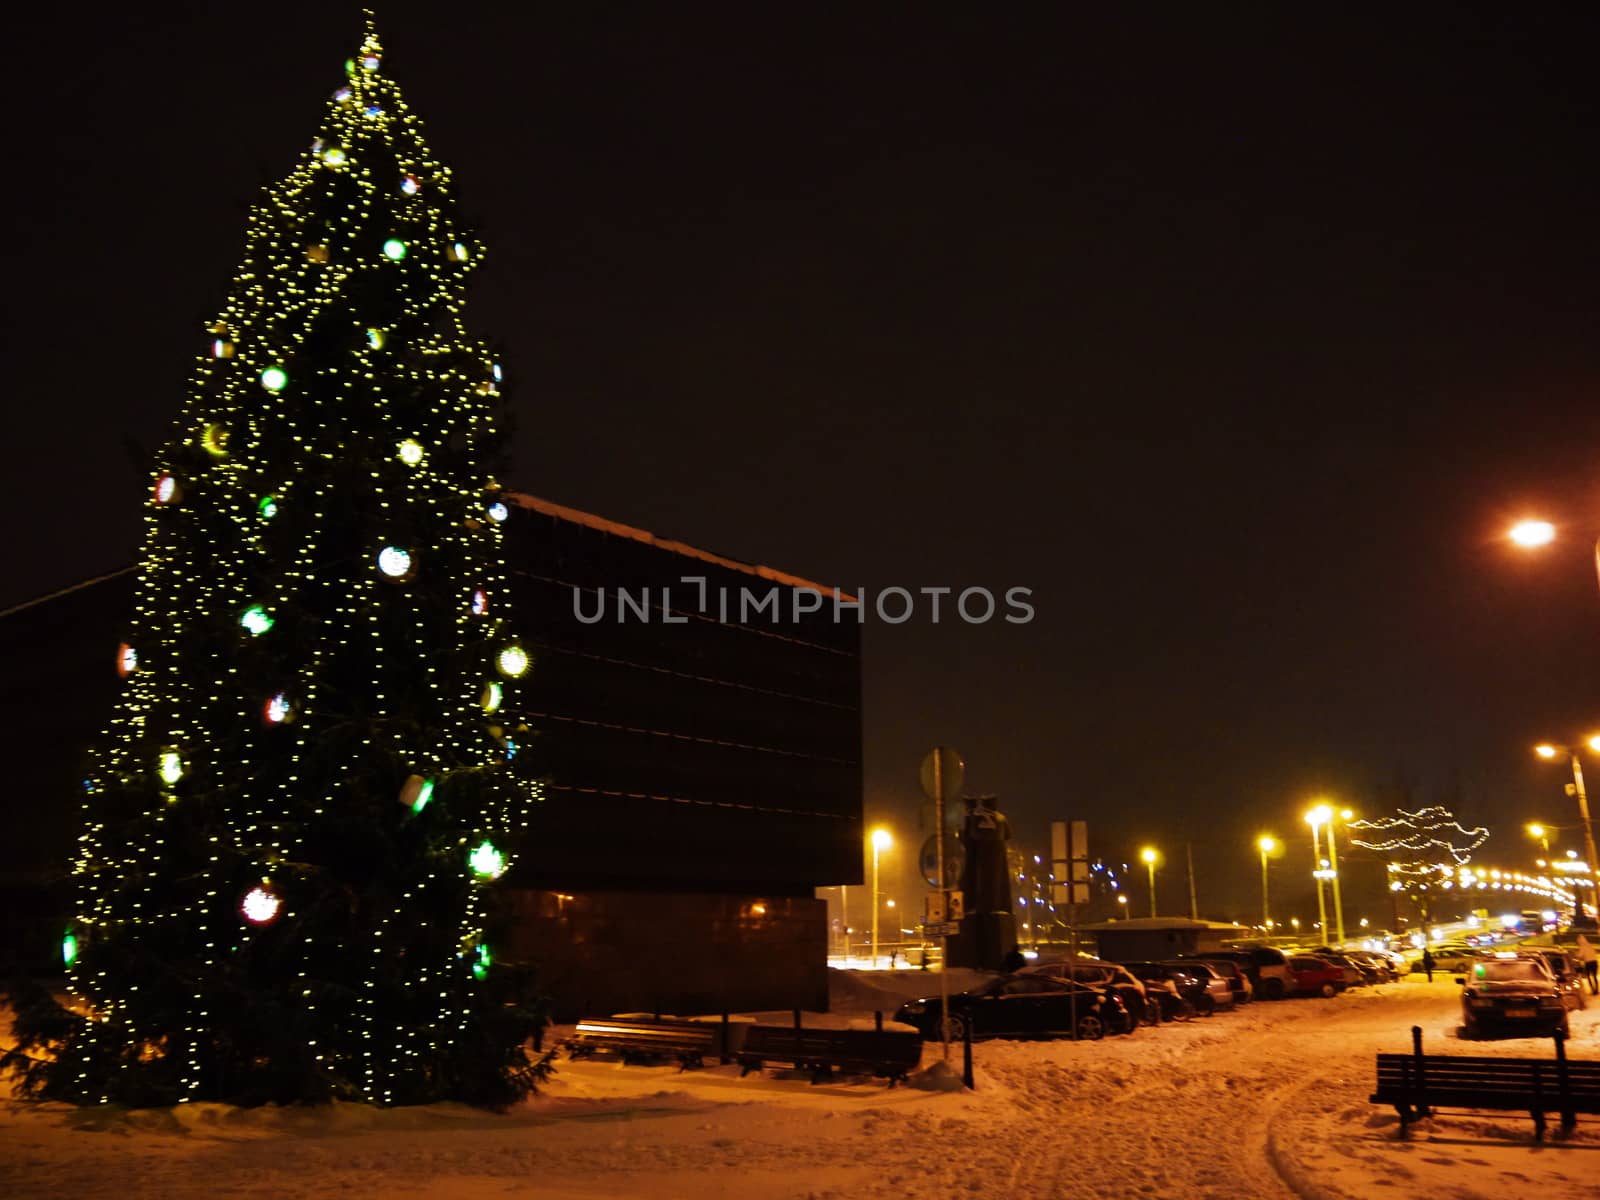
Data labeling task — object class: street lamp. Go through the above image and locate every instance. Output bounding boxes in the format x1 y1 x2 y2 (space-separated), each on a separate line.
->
1257 835 1277 930
1305 803 1349 946
1532 742 1600 919
1141 847 1159 918
1527 823 1551 856
870 828 892 967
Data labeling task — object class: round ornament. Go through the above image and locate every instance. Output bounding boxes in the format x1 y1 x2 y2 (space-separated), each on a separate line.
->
212 339 235 358
364 105 383 119
201 423 231 457
397 438 425 466
399 774 435 813
448 242 470 263
240 606 274 636
382 238 408 261
260 365 288 392
487 501 509 523
377 546 414 580
469 841 506 879
366 328 386 349
258 495 279 520
263 692 294 724
491 362 503 383
400 174 421 196
241 883 281 925
333 86 353 103
470 588 489 616
116 642 138 677
362 54 381 71
496 645 529 678
152 473 180 505
322 145 348 167
481 681 503 713
157 748 186 786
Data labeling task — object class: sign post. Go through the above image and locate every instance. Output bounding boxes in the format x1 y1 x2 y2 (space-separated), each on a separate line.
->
1050 820 1090 1039
919 746 964 1062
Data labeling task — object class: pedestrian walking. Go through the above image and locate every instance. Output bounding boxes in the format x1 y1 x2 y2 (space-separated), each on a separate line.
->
1577 934 1599 995
1421 945 1434 982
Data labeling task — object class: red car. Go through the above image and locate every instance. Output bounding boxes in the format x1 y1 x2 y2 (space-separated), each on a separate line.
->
1288 956 1345 998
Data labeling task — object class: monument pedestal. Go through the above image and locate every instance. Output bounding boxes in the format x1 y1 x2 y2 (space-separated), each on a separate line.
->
945 911 1018 971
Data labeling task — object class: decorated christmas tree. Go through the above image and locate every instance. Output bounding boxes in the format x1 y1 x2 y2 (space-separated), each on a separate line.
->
10 17 547 1108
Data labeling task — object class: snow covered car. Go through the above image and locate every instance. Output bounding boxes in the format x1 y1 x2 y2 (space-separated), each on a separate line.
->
894 974 1129 1041
1515 949 1587 1012
1020 959 1152 1024
1429 943 1485 973
1459 957 1569 1039
1180 956 1253 1004
1160 960 1235 1010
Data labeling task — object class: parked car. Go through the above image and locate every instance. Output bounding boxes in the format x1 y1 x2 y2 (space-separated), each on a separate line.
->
1312 950 1376 987
1227 945 1297 999
1343 950 1397 982
1021 959 1151 1027
1516 949 1588 1012
1181 956 1254 1004
1287 955 1345 998
1161 960 1235 1011
1118 962 1211 1018
894 974 1128 1042
1429 943 1485 973
1459 957 1570 1039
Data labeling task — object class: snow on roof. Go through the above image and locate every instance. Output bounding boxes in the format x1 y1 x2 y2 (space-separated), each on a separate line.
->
507 492 854 602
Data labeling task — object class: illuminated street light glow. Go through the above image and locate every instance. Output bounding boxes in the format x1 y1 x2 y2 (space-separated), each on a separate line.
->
1509 519 1555 547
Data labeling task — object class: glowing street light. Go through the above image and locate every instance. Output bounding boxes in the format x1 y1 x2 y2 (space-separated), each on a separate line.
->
1527 823 1550 855
1257 835 1277 929
1509 519 1556 548
1532 742 1600 918
1141 847 1159 918
870 828 893 968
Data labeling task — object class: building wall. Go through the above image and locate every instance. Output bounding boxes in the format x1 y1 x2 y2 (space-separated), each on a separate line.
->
502 890 827 1019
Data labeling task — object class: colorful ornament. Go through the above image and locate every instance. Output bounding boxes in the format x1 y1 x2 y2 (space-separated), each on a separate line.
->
240 606 274 636
260 365 289 392
487 501 509 523
481 681 503 713
157 748 186 786
258 495 279 520
470 588 488 616
448 242 470 263
366 327 386 349
471 942 491 980
364 105 383 119
322 145 348 167
469 841 505 879
400 174 421 196
212 339 235 359
362 54 381 71
116 642 138 677
496 645 529 678
241 884 281 925
382 239 408 261
378 546 414 579
305 243 330 263
152 473 180 505
491 363 503 383
61 930 78 967
333 86 353 103
264 693 294 724
399 774 436 813
397 438 425 466
201 423 231 457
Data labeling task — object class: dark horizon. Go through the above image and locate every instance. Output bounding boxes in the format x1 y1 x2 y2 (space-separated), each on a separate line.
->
8 3 1600 923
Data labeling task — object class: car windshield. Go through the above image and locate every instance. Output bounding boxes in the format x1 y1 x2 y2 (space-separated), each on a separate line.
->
1474 961 1546 983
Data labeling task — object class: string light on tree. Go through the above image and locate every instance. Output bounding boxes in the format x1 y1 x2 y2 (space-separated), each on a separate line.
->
14 13 549 1111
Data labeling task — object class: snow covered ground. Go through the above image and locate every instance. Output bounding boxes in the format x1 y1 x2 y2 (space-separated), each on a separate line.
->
4 971 1599 1199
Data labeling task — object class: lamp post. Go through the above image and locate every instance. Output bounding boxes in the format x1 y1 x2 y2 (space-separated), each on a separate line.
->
1534 742 1600 918
1257 835 1277 930
1306 808 1329 943
1141 847 1159 918
870 828 892 967
1305 803 1349 945
1527 823 1550 857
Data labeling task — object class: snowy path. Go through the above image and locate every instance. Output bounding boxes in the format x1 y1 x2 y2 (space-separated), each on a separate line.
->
4 975 1600 1199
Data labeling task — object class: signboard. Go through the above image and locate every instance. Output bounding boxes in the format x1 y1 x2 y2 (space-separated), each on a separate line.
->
1050 819 1091 906
919 747 965 802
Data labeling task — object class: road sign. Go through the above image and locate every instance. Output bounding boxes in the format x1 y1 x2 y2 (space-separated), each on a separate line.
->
1051 820 1091 906
922 922 960 937
919 747 964 802
920 835 964 889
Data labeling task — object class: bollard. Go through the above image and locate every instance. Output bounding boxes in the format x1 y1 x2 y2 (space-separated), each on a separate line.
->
875 1010 883 1032
961 1015 975 1090
1555 1026 1575 1133
793 1007 802 1032
720 1010 731 1064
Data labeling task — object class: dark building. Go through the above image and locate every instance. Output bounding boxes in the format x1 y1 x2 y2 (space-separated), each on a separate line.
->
0 495 863 1015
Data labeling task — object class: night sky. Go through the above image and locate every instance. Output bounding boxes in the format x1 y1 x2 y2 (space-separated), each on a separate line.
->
9 3 1600 923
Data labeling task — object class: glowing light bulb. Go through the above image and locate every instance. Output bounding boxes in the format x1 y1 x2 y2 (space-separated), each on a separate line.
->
397 438 425 466
471 589 488 616
482 681 503 713
487 501 509 523
258 495 278 520
153 473 179 505
157 749 185 786
240 606 274 636
264 693 293 724
117 643 138 677
400 174 421 196
322 145 347 166
260 365 288 392
469 841 506 879
382 239 408 261
496 645 529 678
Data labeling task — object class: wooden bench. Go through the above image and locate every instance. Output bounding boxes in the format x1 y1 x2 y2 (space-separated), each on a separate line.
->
1371 1025 1600 1139
566 1017 720 1070
736 1025 923 1086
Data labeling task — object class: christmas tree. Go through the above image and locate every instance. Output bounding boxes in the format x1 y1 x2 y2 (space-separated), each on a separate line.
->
9 17 547 1108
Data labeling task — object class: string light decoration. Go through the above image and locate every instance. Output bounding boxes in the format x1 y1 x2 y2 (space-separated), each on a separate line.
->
1349 805 1490 919
28 15 549 1110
